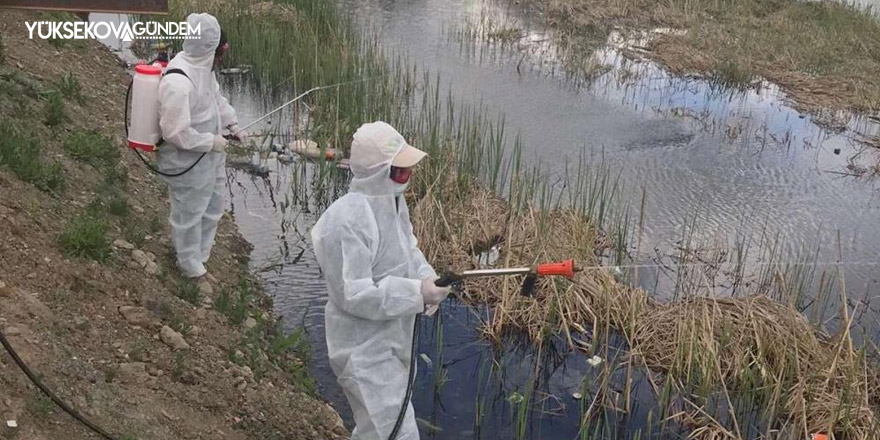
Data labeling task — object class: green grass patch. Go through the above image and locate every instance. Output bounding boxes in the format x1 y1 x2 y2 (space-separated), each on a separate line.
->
103 163 129 188
86 190 129 218
122 222 147 248
59 213 111 262
57 72 84 104
215 279 252 325
175 279 202 305
0 123 64 192
64 130 119 166
43 90 67 127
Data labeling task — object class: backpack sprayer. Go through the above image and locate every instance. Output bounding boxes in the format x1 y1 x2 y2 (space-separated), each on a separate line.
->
389 259 580 440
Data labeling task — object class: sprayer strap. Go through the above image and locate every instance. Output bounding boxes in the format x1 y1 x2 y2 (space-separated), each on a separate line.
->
154 68 191 149
163 68 189 80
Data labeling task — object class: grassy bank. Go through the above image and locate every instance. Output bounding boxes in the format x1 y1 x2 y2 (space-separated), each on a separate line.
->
0 9 344 440
521 0 880 113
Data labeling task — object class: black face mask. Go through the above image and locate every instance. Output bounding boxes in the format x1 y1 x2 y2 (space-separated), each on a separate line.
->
215 30 228 58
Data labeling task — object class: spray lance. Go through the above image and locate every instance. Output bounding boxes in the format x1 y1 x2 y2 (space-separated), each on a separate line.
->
388 259 581 440
125 71 374 177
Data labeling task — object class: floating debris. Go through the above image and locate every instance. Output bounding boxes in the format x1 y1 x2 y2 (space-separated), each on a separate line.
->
587 355 603 367
572 392 583 400
219 66 251 75
419 353 433 368
289 139 336 161
507 391 524 404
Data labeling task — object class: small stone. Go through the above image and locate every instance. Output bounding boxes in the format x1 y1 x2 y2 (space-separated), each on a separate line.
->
117 362 147 383
6 420 17 429
118 306 152 327
159 326 189 350
73 316 88 328
189 326 201 335
144 235 153 241
233 350 244 361
235 378 247 391
132 205 145 214
240 366 254 380
243 317 257 329
194 308 207 320
26 273 36 279
144 261 159 275
113 239 135 250
180 371 199 385
4 326 22 337
146 252 156 262
131 250 149 268
146 365 159 376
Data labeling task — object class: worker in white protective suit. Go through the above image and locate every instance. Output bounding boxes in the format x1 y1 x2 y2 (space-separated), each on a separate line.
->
158 13 248 294
311 121 452 440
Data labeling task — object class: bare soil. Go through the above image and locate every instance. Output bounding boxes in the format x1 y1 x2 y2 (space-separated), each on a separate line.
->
0 9 346 440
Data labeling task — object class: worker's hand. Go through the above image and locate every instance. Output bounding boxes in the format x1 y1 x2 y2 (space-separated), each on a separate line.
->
424 304 439 316
229 124 249 145
420 276 451 305
212 135 228 153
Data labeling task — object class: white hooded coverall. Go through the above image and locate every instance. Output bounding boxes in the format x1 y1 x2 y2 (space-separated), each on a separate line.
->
157 13 237 278
311 122 436 440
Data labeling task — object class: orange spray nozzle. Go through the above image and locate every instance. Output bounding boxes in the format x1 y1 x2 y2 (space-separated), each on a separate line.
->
535 259 576 279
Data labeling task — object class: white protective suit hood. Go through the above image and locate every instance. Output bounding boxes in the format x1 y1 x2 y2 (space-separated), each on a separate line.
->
311 122 436 440
182 13 221 61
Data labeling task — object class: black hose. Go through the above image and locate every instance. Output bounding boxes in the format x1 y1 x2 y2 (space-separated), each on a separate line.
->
0 329 119 440
388 313 421 440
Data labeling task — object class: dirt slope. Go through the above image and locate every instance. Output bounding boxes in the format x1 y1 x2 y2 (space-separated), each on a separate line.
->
0 9 346 440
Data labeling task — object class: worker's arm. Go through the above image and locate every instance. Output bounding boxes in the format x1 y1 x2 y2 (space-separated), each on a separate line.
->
158 76 214 153
213 77 238 129
400 199 437 280
313 220 424 321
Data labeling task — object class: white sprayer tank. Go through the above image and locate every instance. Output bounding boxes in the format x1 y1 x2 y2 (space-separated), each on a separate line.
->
128 64 163 152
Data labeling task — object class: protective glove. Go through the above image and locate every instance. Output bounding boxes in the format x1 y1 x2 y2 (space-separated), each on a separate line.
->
420 276 451 306
212 135 228 153
228 123 249 145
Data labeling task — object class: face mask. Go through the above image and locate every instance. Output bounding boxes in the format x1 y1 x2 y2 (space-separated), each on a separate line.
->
394 182 408 196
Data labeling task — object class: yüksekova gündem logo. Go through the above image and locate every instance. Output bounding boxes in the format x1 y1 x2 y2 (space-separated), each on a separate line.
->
25 20 200 42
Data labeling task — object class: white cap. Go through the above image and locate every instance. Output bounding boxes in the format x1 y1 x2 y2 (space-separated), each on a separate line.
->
350 121 426 177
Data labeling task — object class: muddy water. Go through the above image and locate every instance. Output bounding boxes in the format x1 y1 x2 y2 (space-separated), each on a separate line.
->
330 0 880 317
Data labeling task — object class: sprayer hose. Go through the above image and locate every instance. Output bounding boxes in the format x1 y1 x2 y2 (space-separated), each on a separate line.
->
0 329 119 440
388 313 421 440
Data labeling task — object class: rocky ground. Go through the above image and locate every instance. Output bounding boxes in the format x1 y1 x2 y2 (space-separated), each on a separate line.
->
0 9 346 440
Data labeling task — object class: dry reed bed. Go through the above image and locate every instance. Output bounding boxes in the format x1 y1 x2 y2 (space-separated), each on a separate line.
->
412 182 880 439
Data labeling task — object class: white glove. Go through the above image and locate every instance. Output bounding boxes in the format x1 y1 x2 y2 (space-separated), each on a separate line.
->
229 124 248 145
420 276 451 306
212 135 228 153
